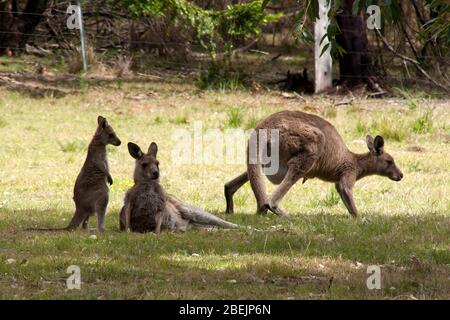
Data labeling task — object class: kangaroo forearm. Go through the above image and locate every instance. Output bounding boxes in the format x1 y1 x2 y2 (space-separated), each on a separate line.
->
92 162 113 184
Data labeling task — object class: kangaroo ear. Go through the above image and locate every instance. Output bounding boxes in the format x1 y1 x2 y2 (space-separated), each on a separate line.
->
148 142 158 157
366 135 375 153
374 135 385 155
128 142 143 160
97 116 107 129
303 68 308 79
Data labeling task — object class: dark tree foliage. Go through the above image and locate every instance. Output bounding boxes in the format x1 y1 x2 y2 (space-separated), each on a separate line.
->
0 0 49 55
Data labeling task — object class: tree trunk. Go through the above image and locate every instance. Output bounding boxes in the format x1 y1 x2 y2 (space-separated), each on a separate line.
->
0 0 49 56
336 0 380 90
314 0 332 93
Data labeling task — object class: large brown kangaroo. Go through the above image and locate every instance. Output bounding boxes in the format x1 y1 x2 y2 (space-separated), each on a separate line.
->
28 116 121 232
225 110 404 217
120 142 238 233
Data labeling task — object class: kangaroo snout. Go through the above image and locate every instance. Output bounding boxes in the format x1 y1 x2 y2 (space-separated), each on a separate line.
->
389 163 404 182
114 138 122 146
391 171 404 181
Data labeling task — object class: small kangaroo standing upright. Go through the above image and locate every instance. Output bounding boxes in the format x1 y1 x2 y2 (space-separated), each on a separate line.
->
68 116 121 232
224 110 404 217
120 142 238 233
28 116 121 232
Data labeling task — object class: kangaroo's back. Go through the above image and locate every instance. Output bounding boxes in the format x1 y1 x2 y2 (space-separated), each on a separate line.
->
254 110 350 180
255 110 346 149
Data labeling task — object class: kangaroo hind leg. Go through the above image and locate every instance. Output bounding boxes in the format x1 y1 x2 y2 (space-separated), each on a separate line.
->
95 194 109 233
269 149 318 217
224 172 248 214
67 206 92 231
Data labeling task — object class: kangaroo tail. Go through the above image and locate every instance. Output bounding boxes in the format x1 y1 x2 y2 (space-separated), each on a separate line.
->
24 227 70 232
168 196 238 229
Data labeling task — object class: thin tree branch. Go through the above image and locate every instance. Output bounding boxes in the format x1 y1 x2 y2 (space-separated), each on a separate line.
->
375 29 450 92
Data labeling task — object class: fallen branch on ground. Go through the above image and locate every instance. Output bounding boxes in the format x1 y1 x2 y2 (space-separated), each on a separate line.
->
0 75 77 98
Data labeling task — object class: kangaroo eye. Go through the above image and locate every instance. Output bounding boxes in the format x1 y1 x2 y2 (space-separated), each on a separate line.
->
387 160 393 165
109 133 114 138
141 163 148 168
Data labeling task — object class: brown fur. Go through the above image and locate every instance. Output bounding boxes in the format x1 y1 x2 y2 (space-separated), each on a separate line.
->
225 110 404 217
120 142 238 233
28 116 121 232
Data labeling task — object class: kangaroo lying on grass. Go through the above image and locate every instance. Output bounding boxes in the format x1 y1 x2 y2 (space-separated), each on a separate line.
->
29 116 121 232
225 110 404 217
120 142 238 233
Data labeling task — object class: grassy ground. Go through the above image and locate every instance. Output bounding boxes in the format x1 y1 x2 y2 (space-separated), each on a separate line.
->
0 56 449 299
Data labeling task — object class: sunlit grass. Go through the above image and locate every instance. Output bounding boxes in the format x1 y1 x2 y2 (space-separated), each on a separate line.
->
0 75 449 299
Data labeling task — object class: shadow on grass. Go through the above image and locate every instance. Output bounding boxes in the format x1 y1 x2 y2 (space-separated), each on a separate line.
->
2 208 448 265
0 208 448 298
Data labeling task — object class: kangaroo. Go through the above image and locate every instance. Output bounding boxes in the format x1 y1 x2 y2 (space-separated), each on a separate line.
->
120 142 238 233
224 110 404 217
28 116 121 232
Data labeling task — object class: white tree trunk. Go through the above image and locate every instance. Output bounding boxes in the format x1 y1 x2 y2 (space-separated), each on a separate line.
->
314 0 332 93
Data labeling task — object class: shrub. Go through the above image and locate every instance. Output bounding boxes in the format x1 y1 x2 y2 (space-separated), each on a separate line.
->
197 62 245 91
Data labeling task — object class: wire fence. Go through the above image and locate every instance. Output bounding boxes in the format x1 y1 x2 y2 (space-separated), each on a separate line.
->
0 7 449 95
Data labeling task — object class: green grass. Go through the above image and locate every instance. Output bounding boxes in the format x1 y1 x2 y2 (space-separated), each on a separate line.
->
0 67 449 299
393 87 423 110
356 109 438 142
309 189 340 208
226 107 244 128
170 114 189 125
411 109 433 134
324 104 337 119
245 114 262 130
58 140 87 153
